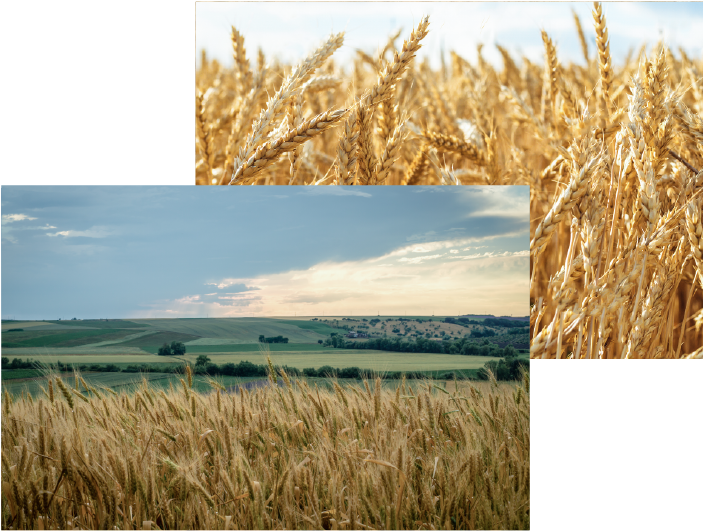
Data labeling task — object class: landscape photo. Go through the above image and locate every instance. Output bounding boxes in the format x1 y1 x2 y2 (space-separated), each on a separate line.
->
1 185 530 529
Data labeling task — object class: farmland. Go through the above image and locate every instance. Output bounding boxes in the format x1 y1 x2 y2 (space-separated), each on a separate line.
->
2 316 526 397
178 350 502 371
1 368 529 529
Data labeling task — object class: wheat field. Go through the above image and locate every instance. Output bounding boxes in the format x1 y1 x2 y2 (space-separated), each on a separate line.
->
195 4 703 357
1 364 529 530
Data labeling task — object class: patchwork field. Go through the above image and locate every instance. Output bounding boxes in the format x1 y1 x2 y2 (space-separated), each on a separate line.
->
2 316 526 398
129 317 333 343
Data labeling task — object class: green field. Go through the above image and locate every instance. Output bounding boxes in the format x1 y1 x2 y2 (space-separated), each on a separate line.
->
113 331 203 353
1 370 511 397
44 319 148 329
1 354 171 365
271 319 336 334
130 318 332 343
1 369 44 380
1 328 143 348
178 350 503 371
1 372 177 397
3 317 518 391
186 343 325 353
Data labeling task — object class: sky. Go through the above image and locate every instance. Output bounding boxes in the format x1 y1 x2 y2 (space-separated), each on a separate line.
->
196 2 703 71
1 186 528 319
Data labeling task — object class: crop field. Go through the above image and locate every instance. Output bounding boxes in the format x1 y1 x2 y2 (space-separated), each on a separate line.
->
0 371 176 397
186 342 325 353
1 369 44 381
1 346 152 357
1 328 142 349
1 353 168 365
114 331 204 353
194 5 703 358
1 368 529 529
131 317 333 343
2 321 55 330
43 319 148 329
179 350 503 372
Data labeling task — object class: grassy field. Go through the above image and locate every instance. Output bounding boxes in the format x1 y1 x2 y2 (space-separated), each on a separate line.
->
179 350 503 371
130 317 332 343
1 369 44 380
1 368 505 397
186 342 325 353
1 346 152 357
1 353 170 365
113 331 204 353
44 319 148 329
1 328 143 348
1 371 177 397
272 319 339 334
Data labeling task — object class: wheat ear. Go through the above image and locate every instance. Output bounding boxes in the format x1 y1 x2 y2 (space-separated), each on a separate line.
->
231 109 347 184
593 2 613 116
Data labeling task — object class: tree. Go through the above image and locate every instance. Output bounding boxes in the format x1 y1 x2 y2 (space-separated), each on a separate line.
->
195 355 211 366
170 341 186 355
158 343 172 356
259 335 265 343
317 340 323 344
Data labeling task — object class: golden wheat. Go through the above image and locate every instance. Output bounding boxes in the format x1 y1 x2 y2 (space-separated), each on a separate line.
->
196 5 703 358
1 369 529 530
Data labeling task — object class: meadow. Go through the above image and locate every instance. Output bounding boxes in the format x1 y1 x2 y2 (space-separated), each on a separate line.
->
0 366 529 530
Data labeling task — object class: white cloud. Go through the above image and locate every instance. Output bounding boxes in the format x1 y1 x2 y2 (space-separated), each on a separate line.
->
139 238 529 318
449 250 459 254
2 214 37 224
205 279 263 290
398 254 444 264
46 226 113 238
1 214 56 243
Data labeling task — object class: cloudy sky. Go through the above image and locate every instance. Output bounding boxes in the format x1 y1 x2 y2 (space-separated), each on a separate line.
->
1 186 528 319
196 2 703 71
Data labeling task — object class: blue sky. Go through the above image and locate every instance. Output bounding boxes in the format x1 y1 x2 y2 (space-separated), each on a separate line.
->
1 186 528 319
196 2 703 71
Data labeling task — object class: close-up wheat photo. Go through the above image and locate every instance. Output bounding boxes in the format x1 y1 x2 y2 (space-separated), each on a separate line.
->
194 1 703 358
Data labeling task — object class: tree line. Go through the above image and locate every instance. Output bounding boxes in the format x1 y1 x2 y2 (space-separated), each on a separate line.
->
323 334 522 357
1 356 527 381
258 335 289 344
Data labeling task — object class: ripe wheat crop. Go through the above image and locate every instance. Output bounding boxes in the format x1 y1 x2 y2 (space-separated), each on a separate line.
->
196 5 703 357
1 365 529 530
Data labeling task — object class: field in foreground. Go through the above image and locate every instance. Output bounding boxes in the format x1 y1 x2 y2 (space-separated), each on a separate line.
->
1 370 529 530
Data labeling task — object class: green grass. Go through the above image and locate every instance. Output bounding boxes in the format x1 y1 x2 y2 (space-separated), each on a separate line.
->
2 372 271 397
179 351 503 372
2 372 175 397
1 369 44 380
129 318 330 343
271 319 335 334
186 343 325 353
1 328 145 349
44 319 148 329
112 331 203 353
0 354 172 365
